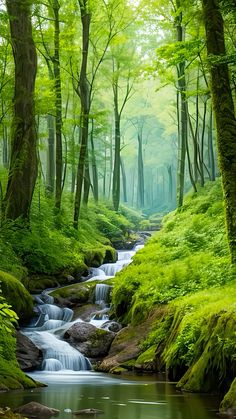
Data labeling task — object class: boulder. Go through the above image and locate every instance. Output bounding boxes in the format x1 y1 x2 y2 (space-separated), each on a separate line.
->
16 331 43 371
14 402 59 417
65 322 115 358
101 321 122 333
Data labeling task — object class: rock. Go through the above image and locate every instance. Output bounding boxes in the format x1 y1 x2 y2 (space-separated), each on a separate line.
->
16 331 43 371
97 318 157 373
14 402 59 417
101 321 122 333
73 408 104 415
65 322 115 358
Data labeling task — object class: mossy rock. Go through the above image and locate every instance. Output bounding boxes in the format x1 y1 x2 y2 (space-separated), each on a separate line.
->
0 375 24 390
22 275 60 293
0 270 33 323
50 282 94 306
135 345 157 371
109 366 127 374
220 378 236 415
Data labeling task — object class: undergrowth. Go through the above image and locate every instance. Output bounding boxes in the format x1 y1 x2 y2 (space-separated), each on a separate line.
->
0 191 141 279
111 179 236 401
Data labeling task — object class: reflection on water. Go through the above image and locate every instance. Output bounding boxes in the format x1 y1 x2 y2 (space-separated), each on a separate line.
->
0 372 219 419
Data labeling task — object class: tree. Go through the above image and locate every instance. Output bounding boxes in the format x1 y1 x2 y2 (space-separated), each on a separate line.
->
202 0 236 262
3 0 38 221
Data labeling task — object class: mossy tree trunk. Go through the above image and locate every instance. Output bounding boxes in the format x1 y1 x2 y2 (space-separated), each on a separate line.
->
90 118 99 203
175 1 187 208
3 0 38 221
137 132 145 209
74 0 91 228
53 0 63 210
112 73 121 212
202 0 236 263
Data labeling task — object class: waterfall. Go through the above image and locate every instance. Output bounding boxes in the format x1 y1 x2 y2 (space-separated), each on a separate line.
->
95 284 111 305
23 239 145 374
24 331 91 371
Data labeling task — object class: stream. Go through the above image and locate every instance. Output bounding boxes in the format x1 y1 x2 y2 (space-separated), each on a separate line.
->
0 243 220 418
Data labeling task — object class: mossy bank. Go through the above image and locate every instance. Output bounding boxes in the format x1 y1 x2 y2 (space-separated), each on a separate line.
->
0 196 141 391
107 179 236 410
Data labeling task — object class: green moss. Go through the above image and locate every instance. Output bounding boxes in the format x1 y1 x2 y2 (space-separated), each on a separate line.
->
109 179 235 403
135 345 157 368
0 270 33 322
0 194 140 282
0 353 37 391
220 378 236 413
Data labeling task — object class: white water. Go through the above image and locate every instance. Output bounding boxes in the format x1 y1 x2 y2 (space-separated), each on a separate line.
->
23 243 144 374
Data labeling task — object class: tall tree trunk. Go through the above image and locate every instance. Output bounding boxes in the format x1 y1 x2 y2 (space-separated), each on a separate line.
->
175 1 187 207
120 157 127 203
103 143 107 197
3 0 38 221
112 82 121 211
137 132 145 208
90 119 98 202
46 114 55 194
208 104 215 181
74 1 91 228
83 148 90 206
202 0 236 262
53 0 63 210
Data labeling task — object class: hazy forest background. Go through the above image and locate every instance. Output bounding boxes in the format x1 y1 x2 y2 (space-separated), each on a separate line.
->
0 0 236 414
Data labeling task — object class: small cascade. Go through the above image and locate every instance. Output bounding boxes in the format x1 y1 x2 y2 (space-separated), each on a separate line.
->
118 250 135 261
23 238 146 375
35 304 73 322
95 283 111 305
99 260 131 276
24 331 91 371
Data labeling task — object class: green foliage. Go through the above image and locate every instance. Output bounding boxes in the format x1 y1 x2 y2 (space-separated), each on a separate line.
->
112 179 230 324
111 179 236 397
0 271 33 322
0 286 36 391
0 193 139 281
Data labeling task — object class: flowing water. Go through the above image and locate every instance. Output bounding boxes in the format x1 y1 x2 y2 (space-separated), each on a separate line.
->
3 242 219 417
0 372 219 419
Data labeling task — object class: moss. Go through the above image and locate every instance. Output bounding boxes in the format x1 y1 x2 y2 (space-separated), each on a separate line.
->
110 366 127 374
0 270 33 322
0 357 38 391
220 378 236 413
135 345 157 368
51 283 91 304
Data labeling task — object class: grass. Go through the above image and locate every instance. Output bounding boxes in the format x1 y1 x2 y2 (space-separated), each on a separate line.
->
111 178 236 406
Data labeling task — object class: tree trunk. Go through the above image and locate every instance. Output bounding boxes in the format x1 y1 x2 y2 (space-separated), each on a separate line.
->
46 114 55 194
175 2 187 207
3 0 38 221
112 82 121 211
90 119 99 202
53 0 63 210
120 157 127 203
74 1 91 228
83 148 91 206
202 0 236 262
208 104 215 181
137 132 145 208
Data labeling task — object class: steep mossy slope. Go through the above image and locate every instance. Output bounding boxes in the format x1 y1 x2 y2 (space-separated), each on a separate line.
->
111 179 236 407
0 196 140 390
0 196 140 292
0 291 38 392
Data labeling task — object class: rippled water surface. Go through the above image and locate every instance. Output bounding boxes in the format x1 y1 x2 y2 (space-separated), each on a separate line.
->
0 372 219 419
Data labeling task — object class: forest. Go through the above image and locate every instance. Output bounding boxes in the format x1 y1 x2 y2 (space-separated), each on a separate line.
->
0 0 235 418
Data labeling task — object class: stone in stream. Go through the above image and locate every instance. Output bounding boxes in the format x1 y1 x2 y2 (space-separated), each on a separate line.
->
16 331 43 371
14 401 60 417
64 322 115 358
73 408 104 415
